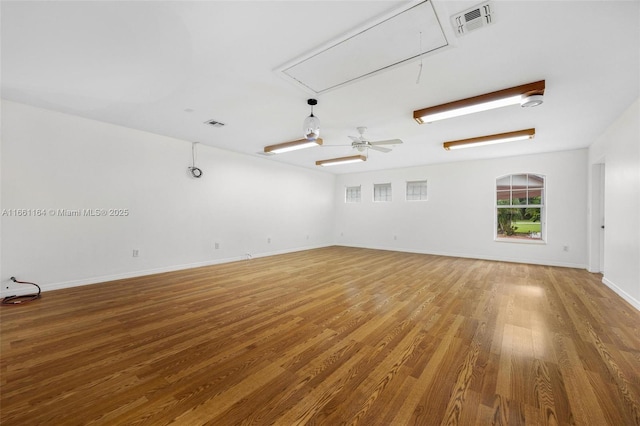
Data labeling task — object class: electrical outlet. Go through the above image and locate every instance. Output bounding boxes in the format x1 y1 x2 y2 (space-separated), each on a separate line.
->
563 245 569 252
133 249 139 257
215 242 220 250
267 237 271 244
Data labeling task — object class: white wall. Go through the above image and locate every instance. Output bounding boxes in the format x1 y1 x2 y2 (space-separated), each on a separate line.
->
588 98 640 310
334 149 588 268
4 99 636 310
1 100 335 295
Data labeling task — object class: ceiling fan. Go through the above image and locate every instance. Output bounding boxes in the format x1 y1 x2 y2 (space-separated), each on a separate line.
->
315 127 403 166
346 127 403 153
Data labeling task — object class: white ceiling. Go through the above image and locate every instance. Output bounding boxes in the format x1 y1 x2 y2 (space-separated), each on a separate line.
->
2 1 639 174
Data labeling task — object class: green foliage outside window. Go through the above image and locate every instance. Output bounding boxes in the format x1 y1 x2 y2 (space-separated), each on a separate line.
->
496 174 544 240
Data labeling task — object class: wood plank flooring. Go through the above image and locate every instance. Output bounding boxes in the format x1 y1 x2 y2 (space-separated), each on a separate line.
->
1 246 639 425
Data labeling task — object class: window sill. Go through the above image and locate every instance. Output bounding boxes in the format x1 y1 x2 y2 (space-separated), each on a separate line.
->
495 238 546 245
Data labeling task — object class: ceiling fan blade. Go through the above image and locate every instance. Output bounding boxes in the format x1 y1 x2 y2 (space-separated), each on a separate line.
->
369 145 392 153
348 135 361 142
370 139 403 146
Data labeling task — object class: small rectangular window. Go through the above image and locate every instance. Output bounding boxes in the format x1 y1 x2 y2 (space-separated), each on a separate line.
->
406 180 427 201
345 186 361 203
373 183 392 202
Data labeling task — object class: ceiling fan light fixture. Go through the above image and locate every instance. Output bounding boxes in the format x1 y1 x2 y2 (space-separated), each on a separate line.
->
520 94 544 108
264 138 323 154
303 99 320 140
414 80 545 124
315 155 367 167
443 128 535 150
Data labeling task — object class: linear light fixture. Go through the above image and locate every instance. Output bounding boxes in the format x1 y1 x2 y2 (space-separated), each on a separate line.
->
315 155 367 167
413 80 545 124
264 137 323 154
443 128 535 150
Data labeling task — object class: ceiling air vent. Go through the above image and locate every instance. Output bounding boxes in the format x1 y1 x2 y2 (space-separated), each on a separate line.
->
451 2 494 37
204 119 225 128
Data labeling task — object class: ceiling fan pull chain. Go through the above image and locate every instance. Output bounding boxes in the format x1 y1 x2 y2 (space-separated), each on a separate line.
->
416 31 423 85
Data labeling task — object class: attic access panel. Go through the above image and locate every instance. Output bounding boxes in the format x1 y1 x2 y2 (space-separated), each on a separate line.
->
279 0 448 94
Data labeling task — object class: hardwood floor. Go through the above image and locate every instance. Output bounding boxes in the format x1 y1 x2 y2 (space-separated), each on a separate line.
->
1 247 639 425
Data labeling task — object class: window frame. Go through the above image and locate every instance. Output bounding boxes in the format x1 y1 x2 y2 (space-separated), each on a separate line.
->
495 173 546 243
406 179 428 201
373 183 392 202
345 185 362 203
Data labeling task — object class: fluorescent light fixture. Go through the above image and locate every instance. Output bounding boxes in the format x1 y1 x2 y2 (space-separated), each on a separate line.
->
315 155 367 167
414 80 545 124
443 128 535 150
264 138 323 154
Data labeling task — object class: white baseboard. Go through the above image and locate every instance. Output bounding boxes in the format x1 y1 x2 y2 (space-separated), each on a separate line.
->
0 244 330 297
337 244 588 269
337 244 639 312
602 276 640 311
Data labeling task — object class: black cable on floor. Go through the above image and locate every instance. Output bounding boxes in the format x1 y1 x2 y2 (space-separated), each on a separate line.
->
2 277 41 305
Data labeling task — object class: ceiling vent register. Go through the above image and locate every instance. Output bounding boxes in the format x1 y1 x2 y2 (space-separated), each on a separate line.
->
204 119 225 128
451 2 494 37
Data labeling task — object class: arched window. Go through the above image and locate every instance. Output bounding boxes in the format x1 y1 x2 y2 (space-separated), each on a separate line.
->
496 174 545 241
